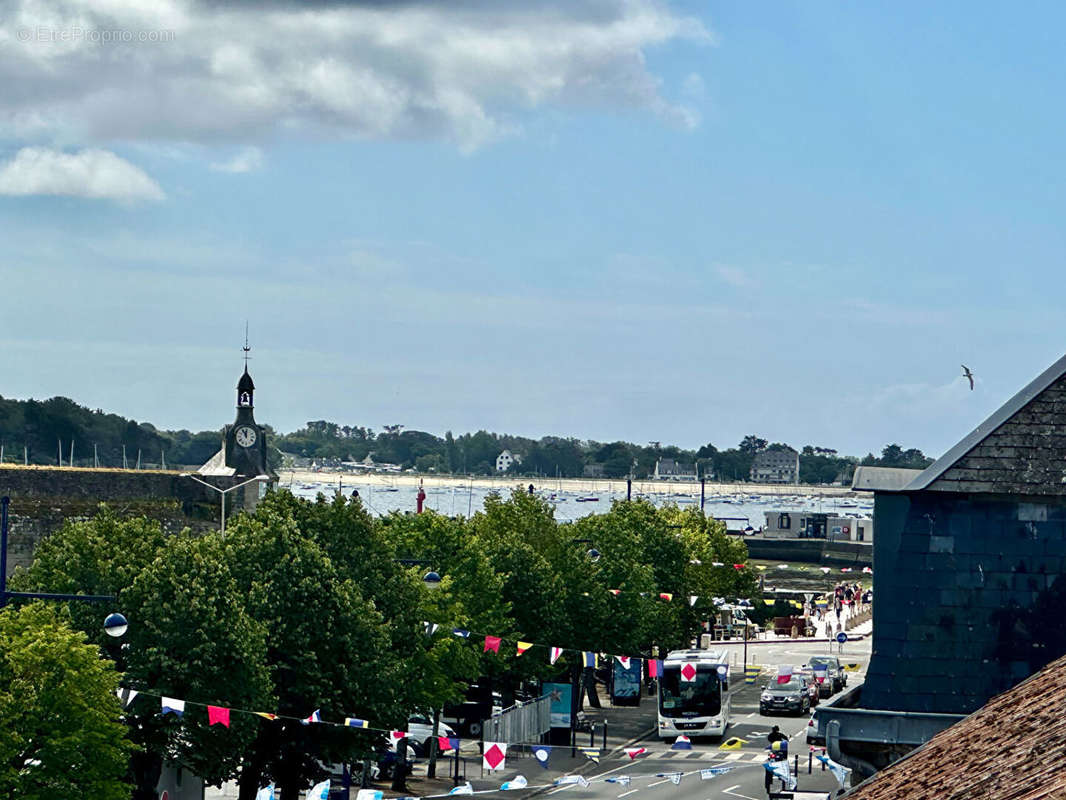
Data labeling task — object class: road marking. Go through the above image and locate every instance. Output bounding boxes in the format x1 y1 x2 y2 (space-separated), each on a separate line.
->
722 787 759 800
723 752 743 761
745 712 755 718
617 790 639 798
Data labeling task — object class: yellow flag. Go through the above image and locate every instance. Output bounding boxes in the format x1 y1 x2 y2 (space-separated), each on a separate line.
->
516 641 532 657
719 737 748 751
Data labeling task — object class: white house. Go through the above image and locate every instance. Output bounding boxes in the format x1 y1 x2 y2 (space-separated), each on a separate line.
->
495 450 521 472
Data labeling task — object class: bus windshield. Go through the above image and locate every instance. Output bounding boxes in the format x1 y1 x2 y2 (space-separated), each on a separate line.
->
659 668 722 718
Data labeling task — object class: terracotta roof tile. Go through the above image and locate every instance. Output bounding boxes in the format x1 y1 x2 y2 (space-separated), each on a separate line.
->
845 652 1066 799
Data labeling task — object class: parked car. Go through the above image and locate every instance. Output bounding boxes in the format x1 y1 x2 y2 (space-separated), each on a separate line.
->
791 669 820 707
405 715 457 756
807 656 846 696
760 676 810 716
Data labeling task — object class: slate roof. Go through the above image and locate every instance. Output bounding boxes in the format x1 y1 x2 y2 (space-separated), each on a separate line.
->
904 353 1066 495
844 652 1066 800
197 448 236 477
851 466 922 492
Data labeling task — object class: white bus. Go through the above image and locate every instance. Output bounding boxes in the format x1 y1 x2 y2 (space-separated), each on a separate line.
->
657 649 733 740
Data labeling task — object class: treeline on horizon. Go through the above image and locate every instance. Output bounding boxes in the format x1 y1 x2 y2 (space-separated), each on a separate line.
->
0 394 932 483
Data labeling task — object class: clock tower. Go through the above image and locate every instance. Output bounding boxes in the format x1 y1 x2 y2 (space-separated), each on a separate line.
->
223 366 270 478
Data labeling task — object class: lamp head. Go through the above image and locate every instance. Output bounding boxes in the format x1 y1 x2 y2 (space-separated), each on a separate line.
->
104 612 128 638
422 571 442 591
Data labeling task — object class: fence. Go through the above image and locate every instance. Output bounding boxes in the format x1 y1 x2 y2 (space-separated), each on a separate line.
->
480 694 551 744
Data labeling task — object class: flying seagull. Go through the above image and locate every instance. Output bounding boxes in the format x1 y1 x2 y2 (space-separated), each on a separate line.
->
961 364 974 390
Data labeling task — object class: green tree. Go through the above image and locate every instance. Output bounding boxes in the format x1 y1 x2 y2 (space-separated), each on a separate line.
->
0 603 132 800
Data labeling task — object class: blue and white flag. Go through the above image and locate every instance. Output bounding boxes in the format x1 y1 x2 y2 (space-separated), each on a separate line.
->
555 775 590 788
255 785 275 800
501 775 528 790
763 760 796 790
672 735 693 750
700 766 736 780
656 772 683 786
160 697 185 716
448 784 473 796
355 791 383 800
605 776 631 787
306 780 330 799
816 753 851 789
532 745 552 768
452 628 470 638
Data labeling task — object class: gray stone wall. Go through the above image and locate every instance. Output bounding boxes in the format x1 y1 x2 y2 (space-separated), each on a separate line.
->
0 466 254 574
861 490 1066 714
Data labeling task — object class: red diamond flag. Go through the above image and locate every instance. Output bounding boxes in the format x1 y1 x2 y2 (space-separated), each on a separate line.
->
484 635 502 654
207 705 230 728
483 742 507 771
680 663 697 683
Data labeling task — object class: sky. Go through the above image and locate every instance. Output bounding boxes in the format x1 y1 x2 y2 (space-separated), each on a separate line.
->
2 0 1065 458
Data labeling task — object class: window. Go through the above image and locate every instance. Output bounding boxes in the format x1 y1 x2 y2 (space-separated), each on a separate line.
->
778 513 790 530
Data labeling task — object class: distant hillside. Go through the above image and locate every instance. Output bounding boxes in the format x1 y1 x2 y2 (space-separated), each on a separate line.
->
0 395 931 482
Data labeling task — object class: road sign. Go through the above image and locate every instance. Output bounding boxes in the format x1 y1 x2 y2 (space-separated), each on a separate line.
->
836 632 848 644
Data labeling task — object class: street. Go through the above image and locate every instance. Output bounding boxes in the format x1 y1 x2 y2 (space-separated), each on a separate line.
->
460 637 872 800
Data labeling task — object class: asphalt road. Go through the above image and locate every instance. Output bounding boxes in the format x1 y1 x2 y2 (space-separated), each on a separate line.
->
471 638 872 800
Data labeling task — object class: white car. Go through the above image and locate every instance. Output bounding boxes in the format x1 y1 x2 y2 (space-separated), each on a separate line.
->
405 715 457 756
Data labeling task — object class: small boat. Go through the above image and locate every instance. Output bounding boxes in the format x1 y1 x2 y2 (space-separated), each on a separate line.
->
576 496 599 502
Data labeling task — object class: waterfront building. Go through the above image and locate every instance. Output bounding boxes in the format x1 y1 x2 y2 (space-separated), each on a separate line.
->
750 449 800 484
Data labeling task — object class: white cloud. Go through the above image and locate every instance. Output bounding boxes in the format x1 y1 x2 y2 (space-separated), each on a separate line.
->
0 147 164 201
210 145 263 173
0 0 710 151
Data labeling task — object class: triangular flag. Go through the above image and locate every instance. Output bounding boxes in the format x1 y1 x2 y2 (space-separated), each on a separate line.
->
345 717 367 728
624 747 646 759
689 595 698 607
862 566 873 574
671 735 692 750
778 564 789 570
550 646 563 665
423 621 439 635
161 697 185 716
820 567 831 574
532 745 552 768
516 641 532 657
756 565 767 571
303 709 322 724
711 561 724 567
579 747 600 763
448 784 473 795
659 592 673 601
207 705 230 728
356 792 383 800
816 753 851 789
438 736 460 753
484 635 502 653
483 742 507 771
554 776 589 788
616 656 631 669
501 775 528 790
647 658 664 678
701 766 735 779
582 651 597 668
115 688 138 708
733 563 745 570
608 589 621 596
306 779 330 799
390 730 407 741
255 712 279 721
452 628 470 638
668 773 682 786
605 776 631 787
777 665 793 685
764 759 796 790
255 785 275 800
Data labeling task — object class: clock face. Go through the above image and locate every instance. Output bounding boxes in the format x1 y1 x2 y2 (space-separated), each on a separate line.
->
235 426 257 448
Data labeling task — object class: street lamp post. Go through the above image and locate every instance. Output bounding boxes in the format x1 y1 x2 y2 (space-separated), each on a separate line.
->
180 473 271 534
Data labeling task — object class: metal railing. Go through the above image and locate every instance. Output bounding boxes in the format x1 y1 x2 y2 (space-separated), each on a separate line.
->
480 694 551 744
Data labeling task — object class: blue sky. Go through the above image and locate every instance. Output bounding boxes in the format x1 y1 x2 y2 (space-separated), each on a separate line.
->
1 0 1064 457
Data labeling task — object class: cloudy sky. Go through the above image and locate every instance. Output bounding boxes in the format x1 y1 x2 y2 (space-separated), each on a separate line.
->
2 0 1064 457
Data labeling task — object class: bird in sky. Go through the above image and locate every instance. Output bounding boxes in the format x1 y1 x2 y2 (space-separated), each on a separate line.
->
961 364 975 390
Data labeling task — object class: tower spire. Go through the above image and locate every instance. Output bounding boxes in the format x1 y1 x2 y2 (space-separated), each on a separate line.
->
243 321 251 370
